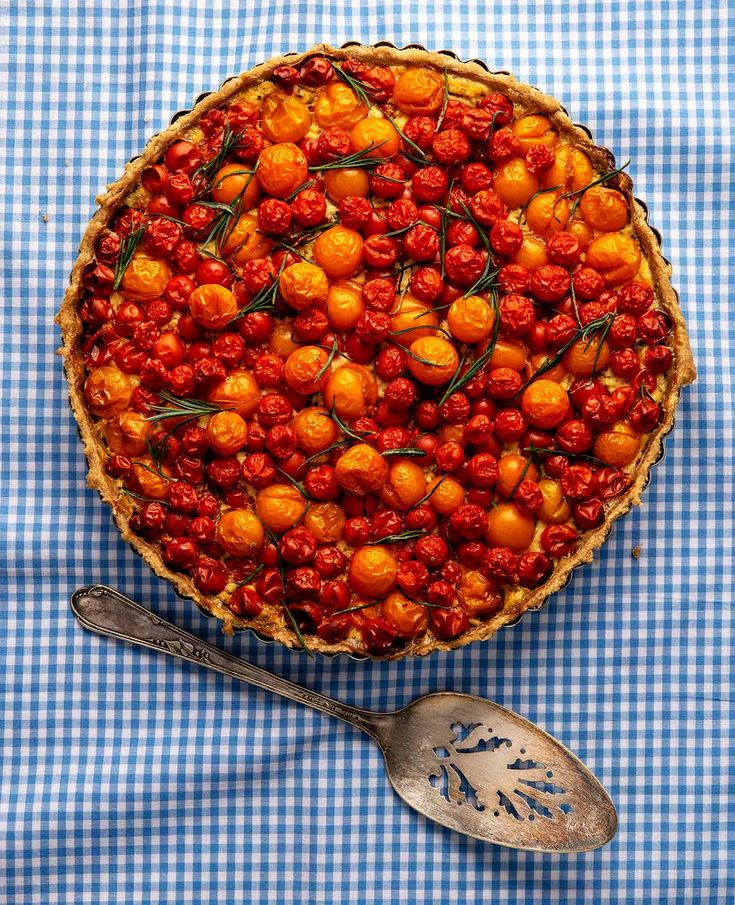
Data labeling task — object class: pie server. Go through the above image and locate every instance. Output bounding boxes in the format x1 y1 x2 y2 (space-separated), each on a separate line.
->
71 584 617 852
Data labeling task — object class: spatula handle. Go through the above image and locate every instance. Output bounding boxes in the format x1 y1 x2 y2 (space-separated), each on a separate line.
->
71 585 385 739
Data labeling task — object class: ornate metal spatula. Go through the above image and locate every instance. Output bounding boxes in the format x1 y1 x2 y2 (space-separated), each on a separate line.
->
71 585 617 852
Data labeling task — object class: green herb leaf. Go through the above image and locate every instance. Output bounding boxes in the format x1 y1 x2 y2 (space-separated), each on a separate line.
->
367 529 425 546
308 142 388 172
514 312 615 397
144 392 225 424
381 447 426 458
113 224 146 290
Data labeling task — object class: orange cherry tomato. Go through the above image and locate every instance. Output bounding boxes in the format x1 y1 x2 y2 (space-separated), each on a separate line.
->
217 509 265 557
323 168 370 202
348 545 398 597
389 294 438 345
488 338 528 371
513 235 549 270
304 502 346 543
579 186 629 232
393 67 444 115
438 423 465 445
567 218 593 249
255 484 308 533
283 345 331 395
314 82 368 129
313 225 364 279
327 282 365 331
268 320 300 359
324 363 377 420
427 475 465 515
381 592 429 638
260 92 312 143
593 421 641 466
459 570 503 618
380 460 427 510
496 454 538 499
486 503 535 552
211 163 260 207
207 369 260 417
537 478 572 524
407 337 459 385
206 410 249 455
335 444 389 494
117 410 150 455
521 379 570 428
120 252 171 300
222 213 274 263
540 144 593 191
447 295 495 343
524 193 570 236
84 366 132 417
512 114 557 154
562 336 610 376
493 158 539 209
188 283 238 329
350 117 400 158
132 457 171 500
292 406 338 456
256 142 308 199
584 232 641 286
279 262 329 311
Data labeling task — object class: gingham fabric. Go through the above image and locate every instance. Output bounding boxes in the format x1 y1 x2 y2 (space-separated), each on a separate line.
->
1 2 732 902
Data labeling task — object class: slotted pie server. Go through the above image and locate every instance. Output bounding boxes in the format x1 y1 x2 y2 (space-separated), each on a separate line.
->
71 584 617 852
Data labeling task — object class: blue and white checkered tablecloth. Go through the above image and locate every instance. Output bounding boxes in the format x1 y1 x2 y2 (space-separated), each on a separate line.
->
1 2 733 902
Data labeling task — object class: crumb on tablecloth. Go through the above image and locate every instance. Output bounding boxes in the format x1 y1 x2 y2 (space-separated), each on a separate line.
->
632 546 641 559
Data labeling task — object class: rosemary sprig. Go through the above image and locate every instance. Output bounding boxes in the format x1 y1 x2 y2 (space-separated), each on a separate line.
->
411 475 447 509
282 217 339 248
332 62 372 109
194 123 245 193
390 325 452 341
435 69 450 130
237 563 265 587
507 454 535 501
522 445 609 468
458 200 499 298
331 601 379 616
145 391 225 424
308 142 388 172
380 108 428 161
314 337 338 383
403 344 447 367
381 447 426 458
263 525 313 657
120 487 162 504
322 406 366 443
518 184 562 225
367 529 426 546
302 438 350 466
274 465 311 499
285 179 316 202
562 160 631 219
113 224 146 290
513 312 615 397
228 258 286 323
438 292 500 405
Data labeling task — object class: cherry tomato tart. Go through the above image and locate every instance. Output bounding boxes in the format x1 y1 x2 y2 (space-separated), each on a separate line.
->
59 43 695 658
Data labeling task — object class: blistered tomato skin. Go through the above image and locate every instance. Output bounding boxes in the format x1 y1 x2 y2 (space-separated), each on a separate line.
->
73 50 680 656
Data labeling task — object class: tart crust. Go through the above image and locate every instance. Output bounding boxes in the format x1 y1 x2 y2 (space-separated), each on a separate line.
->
57 42 696 658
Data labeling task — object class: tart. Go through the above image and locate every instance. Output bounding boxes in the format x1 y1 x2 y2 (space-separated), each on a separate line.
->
58 43 695 658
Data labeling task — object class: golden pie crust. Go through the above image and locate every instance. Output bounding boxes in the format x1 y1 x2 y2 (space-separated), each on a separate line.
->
58 43 696 657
